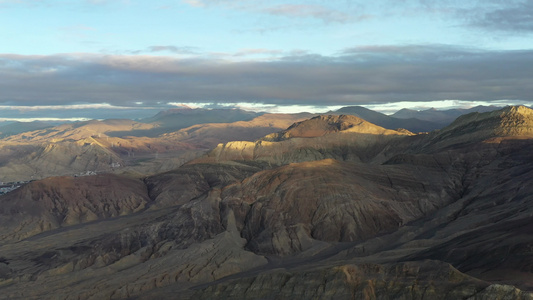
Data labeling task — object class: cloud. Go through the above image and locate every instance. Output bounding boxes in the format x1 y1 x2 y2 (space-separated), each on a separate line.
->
146 46 199 54
467 0 533 32
85 0 131 5
181 0 239 9
181 0 364 24
179 1 533 33
125 46 200 55
232 49 283 57
0 103 166 121
182 0 205 8
263 4 357 24
411 0 533 34
125 47 285 60
1 45 533 108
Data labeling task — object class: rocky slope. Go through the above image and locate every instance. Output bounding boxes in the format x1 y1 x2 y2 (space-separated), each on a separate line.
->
220 158 453 255
193 261 533 300
201 114 412 165
424 105 533 150
332 105 442 132
0 106 532 299
0 113 313 182
0 174 151 242
161 112 314 148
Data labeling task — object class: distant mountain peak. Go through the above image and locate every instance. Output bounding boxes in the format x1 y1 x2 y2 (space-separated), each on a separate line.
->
449 105 533 129
303 114 365 125
152 107 196 117
262 114 409 141
500 105 533 116
262 115 361 141
174 104 194 109
396 108 416 113
333 105 442 132
141 108 262 133
391 105 502 126
431 105 533 146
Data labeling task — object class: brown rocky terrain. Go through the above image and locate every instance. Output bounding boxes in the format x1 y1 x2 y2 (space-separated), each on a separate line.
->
0 113 312 182
331 105 442 132
423 105 533 150
193 261 533 300
199 114 412 165
161 112 314 148
0 174 151 243
0 106 532 299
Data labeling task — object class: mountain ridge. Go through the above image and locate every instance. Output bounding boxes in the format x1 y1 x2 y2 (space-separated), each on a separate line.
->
262 114 412 141
0 105 532 299
392 105 503 124
331 105 442 132
424 105 533 150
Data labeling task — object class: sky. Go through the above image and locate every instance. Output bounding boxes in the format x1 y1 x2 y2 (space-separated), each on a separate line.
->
1 0 533 120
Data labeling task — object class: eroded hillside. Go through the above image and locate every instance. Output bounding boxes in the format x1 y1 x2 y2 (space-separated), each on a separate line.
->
0 112 312 182
0 106 532 299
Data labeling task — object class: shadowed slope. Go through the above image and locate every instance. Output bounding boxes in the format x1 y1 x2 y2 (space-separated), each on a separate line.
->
193 261 532 300
221 158 454 255
0 174 151 243
392 105 500 124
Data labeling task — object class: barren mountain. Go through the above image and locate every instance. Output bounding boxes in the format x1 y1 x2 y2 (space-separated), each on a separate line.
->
0 133 195 182
133 107 262 137
392 105 501 124
430 105 533 142
162 112 314 148
331 105 442 132
0 106 532 299
263 114 409 141
0 113 312 182
1 119 156 143
0 174 151 243
199 114 412 165
0 121 58 138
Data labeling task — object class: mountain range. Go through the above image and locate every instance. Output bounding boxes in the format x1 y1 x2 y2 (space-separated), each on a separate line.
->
0 105 498 183
0 105 532 299
392 105 499 124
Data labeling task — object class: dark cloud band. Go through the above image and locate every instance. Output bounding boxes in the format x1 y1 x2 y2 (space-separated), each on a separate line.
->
1 45 532 107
